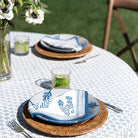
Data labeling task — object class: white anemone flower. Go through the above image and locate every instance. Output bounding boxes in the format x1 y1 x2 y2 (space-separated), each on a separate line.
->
31 0 39 2
0 9 13 20
25 6 44 25
5 0 14 10
0 0 14 20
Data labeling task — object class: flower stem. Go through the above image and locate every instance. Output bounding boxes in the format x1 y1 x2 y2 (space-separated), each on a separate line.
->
0 24 11 78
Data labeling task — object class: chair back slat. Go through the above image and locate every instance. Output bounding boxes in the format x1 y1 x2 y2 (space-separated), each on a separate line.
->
114 0 138 11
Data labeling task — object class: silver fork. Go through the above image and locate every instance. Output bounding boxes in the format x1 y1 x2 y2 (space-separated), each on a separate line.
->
7 120 32 138
102 101 123 113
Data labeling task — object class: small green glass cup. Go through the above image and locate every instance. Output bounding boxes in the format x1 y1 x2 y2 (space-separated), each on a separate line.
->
14 35 29 55
51 68 71 89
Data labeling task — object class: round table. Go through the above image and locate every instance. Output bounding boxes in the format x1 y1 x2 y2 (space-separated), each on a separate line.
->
0 32 137 138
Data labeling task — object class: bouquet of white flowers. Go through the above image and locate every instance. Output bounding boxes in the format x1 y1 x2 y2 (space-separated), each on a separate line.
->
0 0 48 81
0 0 48 25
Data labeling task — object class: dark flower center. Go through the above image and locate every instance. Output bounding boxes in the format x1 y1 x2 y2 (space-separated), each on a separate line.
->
2 7 9 13
4 0 9 5
31 12 38 18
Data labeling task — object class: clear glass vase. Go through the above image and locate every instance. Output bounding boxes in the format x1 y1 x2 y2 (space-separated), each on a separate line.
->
0 25 11 81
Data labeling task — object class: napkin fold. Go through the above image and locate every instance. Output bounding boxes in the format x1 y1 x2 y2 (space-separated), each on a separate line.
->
40 35 85 52
28 89 89 121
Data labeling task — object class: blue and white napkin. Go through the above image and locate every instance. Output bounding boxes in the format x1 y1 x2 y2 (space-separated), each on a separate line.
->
28 89 89 121
40 34 88 52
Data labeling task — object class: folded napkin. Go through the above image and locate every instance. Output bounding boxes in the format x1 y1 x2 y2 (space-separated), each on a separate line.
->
28 89 89 121
40 35 87 52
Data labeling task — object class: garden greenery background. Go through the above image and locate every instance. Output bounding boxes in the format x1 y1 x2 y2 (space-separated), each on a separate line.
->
12 0 138 69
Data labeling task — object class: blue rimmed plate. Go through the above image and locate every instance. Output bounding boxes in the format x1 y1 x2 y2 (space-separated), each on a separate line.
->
40 34 89 53
28 89 100 124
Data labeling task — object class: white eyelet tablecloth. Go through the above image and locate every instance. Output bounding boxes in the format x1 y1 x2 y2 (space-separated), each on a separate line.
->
0 31 138 138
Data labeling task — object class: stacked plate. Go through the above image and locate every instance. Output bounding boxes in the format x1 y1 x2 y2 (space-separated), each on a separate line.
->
28 89 100 125
39 34 89 53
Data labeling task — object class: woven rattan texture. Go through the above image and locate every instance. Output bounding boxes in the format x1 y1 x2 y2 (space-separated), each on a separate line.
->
35 42 93 59
22 100 108 137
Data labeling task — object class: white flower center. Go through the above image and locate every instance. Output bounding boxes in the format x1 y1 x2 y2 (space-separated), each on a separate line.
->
4 0 9 5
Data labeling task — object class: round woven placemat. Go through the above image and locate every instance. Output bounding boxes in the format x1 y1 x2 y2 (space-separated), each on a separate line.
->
35 42 93 59
22 99 108 137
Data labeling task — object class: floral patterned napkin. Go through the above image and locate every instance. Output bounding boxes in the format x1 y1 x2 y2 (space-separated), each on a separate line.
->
28 89 89 121
40 34 88 52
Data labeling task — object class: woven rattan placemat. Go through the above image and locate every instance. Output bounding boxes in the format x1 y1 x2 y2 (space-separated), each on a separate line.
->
22 99 108 137
35 42 93 59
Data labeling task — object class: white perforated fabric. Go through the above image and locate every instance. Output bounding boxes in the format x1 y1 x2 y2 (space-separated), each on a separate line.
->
0 32 138 138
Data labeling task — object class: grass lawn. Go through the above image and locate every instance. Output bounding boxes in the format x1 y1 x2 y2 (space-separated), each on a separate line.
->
12 0 138 70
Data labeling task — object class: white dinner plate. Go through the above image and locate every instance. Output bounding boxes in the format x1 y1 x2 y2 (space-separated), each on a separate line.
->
40 34 89 53
28 89 100 124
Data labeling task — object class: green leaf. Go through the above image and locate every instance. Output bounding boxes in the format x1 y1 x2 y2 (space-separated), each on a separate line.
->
41 3 48 8
43 9 52 13
1 0 5 7
16 0 23 7
35 0 41 8
13 6 18 15
42 9 51 14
